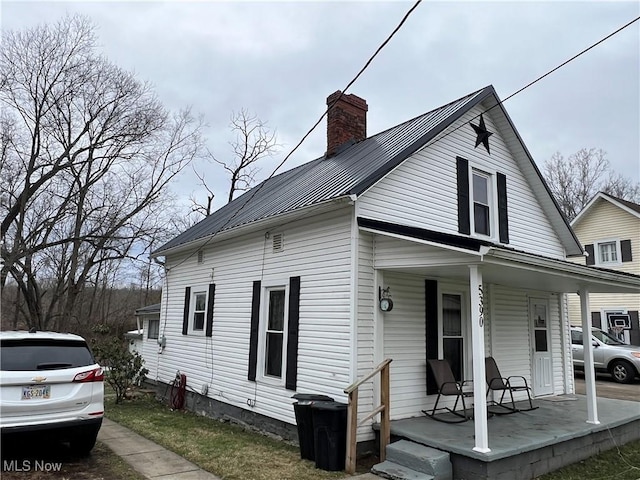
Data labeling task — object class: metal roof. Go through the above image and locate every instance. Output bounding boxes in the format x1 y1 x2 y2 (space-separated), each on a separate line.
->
154 86 493 255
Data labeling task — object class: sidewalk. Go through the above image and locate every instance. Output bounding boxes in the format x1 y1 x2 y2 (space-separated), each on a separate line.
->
98 417 221 479
99 417 376 480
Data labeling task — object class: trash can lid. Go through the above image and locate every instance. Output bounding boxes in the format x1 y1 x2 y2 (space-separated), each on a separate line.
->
292 393 334 402
310 401 347 411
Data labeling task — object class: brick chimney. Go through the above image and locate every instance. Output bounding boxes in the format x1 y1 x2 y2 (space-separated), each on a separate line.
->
326 90 368 157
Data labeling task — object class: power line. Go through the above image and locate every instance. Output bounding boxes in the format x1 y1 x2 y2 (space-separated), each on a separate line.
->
412 15 640 164
166 0 423 269
168 9 638 269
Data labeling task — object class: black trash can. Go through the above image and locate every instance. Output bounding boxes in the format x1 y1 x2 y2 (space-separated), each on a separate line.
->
292 394 334 460
311 401 348 471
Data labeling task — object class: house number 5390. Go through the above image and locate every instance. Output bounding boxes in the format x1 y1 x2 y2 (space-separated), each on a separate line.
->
478 285 484 327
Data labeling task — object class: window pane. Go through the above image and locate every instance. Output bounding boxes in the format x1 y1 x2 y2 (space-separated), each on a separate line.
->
148 319 159 339
535 330 548 352
598 242 617 263
474 203 490 235
0 340 96 371
265 332 283 377
195 293 206 311
473 174 488 204
443 338 463 381
571 330 582 345
442 294 461 336
268 290 285 331
194 312 205 330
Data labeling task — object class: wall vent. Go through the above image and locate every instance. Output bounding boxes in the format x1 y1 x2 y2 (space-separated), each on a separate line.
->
197 250 204 264
272 233 284 253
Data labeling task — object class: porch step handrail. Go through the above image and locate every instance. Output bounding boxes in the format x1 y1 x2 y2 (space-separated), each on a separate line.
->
343 358 392 474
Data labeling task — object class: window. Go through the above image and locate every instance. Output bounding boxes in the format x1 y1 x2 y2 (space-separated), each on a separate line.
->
598 241 619 264
442 293 464 381
570 329 583 345
472 171 491 236
192 291 207 332
248 276 300 389
264 289 286 378
147 319 159 340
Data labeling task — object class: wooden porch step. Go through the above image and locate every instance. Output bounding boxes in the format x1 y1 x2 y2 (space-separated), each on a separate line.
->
371 460 435 480
386 440 452 480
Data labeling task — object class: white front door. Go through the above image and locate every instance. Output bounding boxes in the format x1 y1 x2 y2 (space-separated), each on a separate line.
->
530 298 553 396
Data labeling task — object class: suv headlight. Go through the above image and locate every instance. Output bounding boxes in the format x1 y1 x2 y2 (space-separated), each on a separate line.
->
631 352 640 359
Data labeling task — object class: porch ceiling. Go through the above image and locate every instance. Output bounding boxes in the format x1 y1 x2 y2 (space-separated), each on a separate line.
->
368 229 640 295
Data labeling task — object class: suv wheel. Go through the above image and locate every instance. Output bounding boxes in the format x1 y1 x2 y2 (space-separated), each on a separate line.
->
609 360 635 384
69 425 100 456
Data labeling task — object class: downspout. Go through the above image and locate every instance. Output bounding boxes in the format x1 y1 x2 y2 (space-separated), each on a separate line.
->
349 195 359 396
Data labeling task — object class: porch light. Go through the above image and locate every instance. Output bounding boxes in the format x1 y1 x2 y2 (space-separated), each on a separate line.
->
379 287 393 312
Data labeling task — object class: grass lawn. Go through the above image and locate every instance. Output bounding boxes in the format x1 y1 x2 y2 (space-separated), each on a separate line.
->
105 390 640 480
537 439 640 480
105 392 352 480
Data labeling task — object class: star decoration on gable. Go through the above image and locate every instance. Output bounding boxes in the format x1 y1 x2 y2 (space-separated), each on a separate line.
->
470 114 493 154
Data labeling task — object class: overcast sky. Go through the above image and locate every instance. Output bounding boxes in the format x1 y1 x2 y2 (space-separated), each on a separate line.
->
2 1 639 213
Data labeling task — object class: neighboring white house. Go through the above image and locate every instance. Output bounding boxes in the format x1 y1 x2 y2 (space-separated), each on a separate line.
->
567 192 640 345
148 86 640 452
134 303 161 381
124 328 143 355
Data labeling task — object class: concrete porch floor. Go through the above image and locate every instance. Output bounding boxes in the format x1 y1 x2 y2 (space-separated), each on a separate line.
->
378 395 640 479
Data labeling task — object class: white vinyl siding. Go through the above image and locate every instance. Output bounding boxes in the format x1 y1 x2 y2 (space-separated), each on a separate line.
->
489 286 564 398
156 207 353 425
357 104 565 259
141 315 161 382
353 231 377 441
382 272 428 419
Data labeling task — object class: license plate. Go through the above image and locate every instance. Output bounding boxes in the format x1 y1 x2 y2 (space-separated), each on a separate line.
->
22 385 51 400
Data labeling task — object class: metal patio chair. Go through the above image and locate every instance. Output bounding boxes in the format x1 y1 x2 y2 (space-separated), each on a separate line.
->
485 356 538 414
422 358 474 423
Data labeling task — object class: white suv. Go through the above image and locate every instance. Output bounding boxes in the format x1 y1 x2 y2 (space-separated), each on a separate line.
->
0 330 104 455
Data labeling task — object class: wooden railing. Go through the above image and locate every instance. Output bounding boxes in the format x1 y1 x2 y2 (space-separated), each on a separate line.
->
343 358 392 474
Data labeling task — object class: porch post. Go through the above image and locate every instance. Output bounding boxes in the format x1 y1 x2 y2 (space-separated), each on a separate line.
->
469 265 490 453
579 287 599 424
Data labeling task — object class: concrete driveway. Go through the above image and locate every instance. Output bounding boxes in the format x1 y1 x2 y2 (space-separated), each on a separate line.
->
573 371 640 401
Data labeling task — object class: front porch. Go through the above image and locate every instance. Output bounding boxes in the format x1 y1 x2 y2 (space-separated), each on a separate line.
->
374 395 640 479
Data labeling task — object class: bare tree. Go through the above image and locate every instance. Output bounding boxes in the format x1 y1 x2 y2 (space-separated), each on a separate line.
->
543 148 640 221
0 15 204 330
191 109 279 215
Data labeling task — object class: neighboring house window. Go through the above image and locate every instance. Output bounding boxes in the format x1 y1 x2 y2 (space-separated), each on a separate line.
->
598 241 619 264
442 293 465 381
264 288 286 378
472 171 491 236
148 319 159 340
570 329 583 345
585 239 632 266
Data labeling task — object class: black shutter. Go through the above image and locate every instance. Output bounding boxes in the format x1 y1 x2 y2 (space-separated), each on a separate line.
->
205 283 215 337
182 287 191 335
497 172 509 244
621 240 633 262
248 281 261 382
425 279 439 395
585 244 595 265
629 311 640 346
456 157 470 235
285 276 301 390
591 311 601 329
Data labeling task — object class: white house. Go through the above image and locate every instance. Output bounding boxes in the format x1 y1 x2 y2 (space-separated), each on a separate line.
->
148 86 640 453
